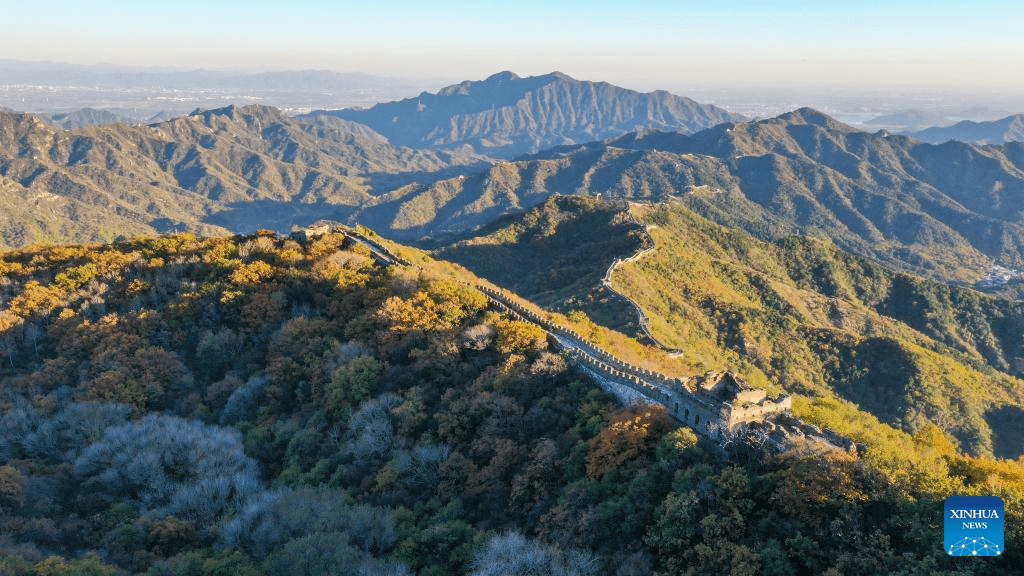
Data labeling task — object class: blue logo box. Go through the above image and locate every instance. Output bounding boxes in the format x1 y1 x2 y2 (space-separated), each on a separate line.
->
944 496 1004 557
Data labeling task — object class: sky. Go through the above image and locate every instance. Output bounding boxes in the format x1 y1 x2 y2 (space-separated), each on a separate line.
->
2 0 1023 93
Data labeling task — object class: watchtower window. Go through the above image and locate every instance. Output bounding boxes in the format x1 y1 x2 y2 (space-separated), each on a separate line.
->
694 415 700 426
674 402 679 414
685 408 690 422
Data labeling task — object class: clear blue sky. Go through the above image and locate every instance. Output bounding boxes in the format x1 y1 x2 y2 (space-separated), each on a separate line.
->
3 0 1023 90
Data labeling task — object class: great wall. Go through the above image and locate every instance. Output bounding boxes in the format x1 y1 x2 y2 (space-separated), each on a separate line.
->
313 225 859 455
599 216 686 357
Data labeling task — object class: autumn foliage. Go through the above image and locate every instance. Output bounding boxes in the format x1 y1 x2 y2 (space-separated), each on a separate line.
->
0 231 1022 575
586 405 672 478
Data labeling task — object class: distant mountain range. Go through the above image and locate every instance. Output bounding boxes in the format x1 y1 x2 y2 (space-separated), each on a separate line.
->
863 107 1010 132
312 71 744 158
41 108 133 130
364 107 1024 283
7 73 1024 288
906 114 1024 145
858 107 1024 145
0 60 411 93
0 73 743 247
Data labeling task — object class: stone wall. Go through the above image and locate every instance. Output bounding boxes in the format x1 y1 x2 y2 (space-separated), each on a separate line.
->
338 226 800 442
724 395 794 428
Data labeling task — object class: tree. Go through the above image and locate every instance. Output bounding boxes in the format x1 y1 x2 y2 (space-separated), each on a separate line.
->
586 405 671 478
223 488 398 560
74 415 261 529
220 374 270 425
147 517 201 558
494 319 547 356
324 355 384 413
469 532 598 576
33 553 118 576
22 401 131 462
0 464 26 513
349 393 402 457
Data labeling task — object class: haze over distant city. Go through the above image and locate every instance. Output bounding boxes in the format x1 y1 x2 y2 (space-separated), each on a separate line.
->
2 0 1023 118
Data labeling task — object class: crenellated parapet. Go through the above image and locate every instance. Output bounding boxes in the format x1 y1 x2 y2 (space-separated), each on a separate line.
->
471 283 794 438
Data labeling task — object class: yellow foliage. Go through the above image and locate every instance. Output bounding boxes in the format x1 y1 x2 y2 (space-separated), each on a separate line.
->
34 557 69 576
126 279 148 295
913 423 957 460
277 248 304 264
958 456 1024 493
494 319 546 355
586 405 672 478
666 426 699 451
377 280 488 334
230 260 275 284
0 257 23 276
54 263 99 291
5 281 62 318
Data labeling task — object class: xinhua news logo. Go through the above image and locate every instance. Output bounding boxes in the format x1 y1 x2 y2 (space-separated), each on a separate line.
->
944 496 1004 557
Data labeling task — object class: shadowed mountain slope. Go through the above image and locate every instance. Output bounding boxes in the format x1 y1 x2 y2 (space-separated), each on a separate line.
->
434 195 646 333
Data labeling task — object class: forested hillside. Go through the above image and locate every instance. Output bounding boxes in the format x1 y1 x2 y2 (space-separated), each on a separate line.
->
609 202 1024 458
0 105 475 247
1 229 1016 574
434 196 647 333
443 197 1024 458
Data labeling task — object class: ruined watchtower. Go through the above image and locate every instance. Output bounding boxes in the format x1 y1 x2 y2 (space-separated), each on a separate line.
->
664 371 792 435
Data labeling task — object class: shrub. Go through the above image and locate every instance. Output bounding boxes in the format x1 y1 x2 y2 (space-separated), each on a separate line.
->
325 355 384 413
0 398 131 464
24 401 131 462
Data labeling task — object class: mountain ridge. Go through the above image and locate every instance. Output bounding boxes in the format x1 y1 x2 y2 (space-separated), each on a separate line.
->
7 97 1024 292
311 71 744 158
350 107 1024 286
907 114 1024 145
437 196 1024 457
0 104 475 246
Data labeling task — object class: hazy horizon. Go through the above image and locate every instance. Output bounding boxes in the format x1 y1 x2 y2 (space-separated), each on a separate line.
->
3 58 1022 125
3 0 1024 120
4 1 1022 87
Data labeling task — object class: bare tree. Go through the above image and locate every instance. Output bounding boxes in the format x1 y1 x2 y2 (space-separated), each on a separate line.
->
470 532 599 576
349 393 401 457
224 487 398 560
74 414 261 530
